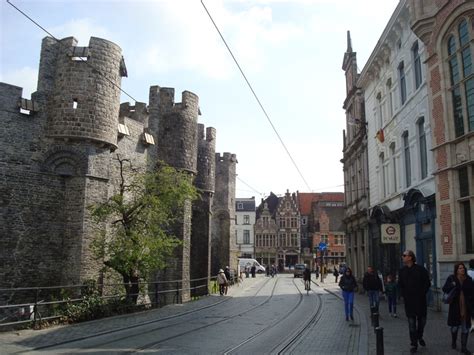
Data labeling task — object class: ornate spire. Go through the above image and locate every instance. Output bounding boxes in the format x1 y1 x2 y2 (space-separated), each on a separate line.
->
346 30 352 53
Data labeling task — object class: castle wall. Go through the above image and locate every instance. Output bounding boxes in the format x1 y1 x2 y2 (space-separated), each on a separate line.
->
151 87 200 303
1 35 230 309
190 125 216 295
211 153 238 275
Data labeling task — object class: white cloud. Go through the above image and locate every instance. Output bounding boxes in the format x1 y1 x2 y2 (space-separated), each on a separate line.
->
0 66 38 98
47 18 113 46
127 0 304 79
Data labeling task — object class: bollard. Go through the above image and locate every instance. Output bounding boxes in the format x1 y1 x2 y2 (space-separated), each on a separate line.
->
375 327 384 355
370 306 376 326
372 312 379 328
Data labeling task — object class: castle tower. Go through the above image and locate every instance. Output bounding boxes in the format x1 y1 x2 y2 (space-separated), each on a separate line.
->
41 36 127 150
150 86 199 303
0 36 127 288
40 36 127 285
211 152 238 275
191 125 216 295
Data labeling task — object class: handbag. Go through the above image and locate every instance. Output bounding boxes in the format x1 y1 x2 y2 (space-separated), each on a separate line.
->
443 287 457 304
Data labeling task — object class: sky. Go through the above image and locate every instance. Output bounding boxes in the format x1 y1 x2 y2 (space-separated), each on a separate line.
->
0 0 400 199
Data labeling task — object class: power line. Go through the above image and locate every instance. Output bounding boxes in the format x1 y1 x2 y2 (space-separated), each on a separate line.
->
6 0 138 103
201 0 312 192
236 176 264 197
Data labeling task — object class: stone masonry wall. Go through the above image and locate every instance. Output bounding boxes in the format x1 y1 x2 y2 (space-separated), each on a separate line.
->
0 35 229 308
211 153 238 275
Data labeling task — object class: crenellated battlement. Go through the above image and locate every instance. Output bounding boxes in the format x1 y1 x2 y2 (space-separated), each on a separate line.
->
216 152 238 163
119 102 148 124
195 124 216 192
37 36 127 149
148 86 199 117
0 83 24 112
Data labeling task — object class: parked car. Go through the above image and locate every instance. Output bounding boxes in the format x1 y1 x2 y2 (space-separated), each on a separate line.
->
293 264 306 278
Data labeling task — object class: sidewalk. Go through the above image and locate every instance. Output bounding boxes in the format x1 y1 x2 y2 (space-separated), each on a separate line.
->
318 276 468 355
0 275 265 353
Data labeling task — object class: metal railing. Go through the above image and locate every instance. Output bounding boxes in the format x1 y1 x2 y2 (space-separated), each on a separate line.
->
0 275 221 330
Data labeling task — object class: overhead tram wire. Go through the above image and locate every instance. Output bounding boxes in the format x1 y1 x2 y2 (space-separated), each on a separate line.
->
236 176 264 197
6 0 138 104
200 0 312 192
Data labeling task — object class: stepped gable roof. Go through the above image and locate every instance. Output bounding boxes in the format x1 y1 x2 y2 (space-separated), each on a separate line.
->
256 192 279 219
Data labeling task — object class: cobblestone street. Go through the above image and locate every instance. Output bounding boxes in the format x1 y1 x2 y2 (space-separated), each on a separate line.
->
0 274 467 354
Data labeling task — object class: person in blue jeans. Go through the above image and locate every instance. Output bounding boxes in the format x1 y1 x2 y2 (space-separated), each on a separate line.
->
363 266 383 311
339 267 358 321
384 274 398 317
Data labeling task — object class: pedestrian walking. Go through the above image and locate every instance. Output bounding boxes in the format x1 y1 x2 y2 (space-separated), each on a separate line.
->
251 264 256 278
399 250 431 354
384 274 398 317
467 259 474 333
442 262 474 354
217 269 228 296
224 266 231 294
363 266 383 311
333 266 339 283
339 267 358 321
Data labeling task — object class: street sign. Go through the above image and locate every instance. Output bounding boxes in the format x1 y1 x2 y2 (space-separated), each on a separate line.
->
381 223 400 244
318 242 327 251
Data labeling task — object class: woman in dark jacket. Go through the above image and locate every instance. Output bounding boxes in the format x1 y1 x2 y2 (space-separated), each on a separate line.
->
339 267 358 321
442 262 474 354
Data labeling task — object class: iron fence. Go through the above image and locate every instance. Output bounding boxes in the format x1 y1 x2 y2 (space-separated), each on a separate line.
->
0 275 220 330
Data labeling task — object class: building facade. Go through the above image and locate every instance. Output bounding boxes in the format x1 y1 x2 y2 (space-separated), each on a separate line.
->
254 193 279 269
311 196 346 270
357 1 437 284
254 191 300 270
341 31 371 282
235 197 256 258
0 36 236 302
275 190 301 268
409 0 474 289
297 192 317 269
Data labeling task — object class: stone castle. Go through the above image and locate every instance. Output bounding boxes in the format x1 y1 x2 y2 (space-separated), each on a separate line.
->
0 36 238 301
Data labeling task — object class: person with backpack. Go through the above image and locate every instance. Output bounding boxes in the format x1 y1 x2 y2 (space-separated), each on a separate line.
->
217 269 228 296
339 267 358 321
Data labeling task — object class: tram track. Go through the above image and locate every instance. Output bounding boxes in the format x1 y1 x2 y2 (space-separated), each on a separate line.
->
273 280 324 354
20 277 274 353
127 277 280 354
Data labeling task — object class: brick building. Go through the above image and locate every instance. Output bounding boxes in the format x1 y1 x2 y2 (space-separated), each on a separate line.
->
409 0 474 288
310 195 346 270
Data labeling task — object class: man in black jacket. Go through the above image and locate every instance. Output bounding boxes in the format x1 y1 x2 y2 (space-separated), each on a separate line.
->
363 266 383 311
399 249 431 354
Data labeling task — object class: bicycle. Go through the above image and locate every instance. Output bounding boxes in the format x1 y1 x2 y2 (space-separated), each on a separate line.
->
304 279 311 294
